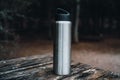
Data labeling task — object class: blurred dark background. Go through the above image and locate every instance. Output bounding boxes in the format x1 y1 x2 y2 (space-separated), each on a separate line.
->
1 0 120 41
0 0 120 73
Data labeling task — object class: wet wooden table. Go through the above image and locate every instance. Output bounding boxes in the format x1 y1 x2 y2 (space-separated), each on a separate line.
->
0 54 120 80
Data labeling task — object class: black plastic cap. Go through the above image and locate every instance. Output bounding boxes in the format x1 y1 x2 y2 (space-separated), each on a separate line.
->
56 8 70 21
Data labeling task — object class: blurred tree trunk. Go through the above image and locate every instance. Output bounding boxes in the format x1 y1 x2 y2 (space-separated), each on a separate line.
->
74 0 80 43
3 17 9 42
47 1 53 40
43 0 53 39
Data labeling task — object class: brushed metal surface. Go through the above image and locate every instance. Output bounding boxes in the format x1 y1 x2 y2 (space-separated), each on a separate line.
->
54 21 71 75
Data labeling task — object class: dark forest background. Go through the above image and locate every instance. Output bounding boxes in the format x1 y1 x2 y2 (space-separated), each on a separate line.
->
0 0 120 42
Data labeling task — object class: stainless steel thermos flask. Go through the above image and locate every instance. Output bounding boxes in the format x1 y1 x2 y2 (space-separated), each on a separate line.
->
53 8 71 75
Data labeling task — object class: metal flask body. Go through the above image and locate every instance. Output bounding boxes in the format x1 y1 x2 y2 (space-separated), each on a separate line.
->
53 8 71 75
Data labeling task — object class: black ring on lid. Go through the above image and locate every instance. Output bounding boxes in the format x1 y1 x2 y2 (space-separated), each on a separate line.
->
56 8 70 21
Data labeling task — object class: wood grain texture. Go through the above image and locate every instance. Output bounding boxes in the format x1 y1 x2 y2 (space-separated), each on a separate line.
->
0 54 120 80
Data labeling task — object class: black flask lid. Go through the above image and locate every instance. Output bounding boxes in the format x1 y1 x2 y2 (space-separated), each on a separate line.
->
56 8 70 21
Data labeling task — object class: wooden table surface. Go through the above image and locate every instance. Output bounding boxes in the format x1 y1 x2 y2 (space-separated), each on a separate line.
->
0 54 120 80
